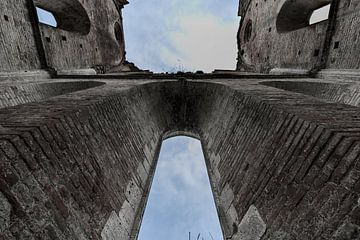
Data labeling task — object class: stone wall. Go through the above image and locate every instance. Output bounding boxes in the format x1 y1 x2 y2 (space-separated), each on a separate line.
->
36 0 126 71
1 77 359 239
261 80 360 107
326 0 360 69
237 0 360 73
0 0 42 72
0 0 126 74
0 79 163 239
0 81 104 109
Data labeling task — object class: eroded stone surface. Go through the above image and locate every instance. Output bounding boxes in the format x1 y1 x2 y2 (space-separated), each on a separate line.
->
235 205 266 240
0 192 11 233
101 211 129 240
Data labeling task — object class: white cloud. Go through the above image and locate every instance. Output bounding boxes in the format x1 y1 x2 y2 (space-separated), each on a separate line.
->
165 15 239 72
123 0 239 72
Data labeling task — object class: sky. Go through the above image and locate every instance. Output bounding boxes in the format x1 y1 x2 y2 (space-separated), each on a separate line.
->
138 137 223 240
36 7 57 27
122 0 240 73
309 4 331 25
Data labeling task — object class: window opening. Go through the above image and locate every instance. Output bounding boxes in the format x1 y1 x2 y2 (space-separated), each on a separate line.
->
244 20 252 42
34 0 90 35
309 4 330 25
36 7 57 27
138 136 223 240
114 22 124 44
276 0 331 33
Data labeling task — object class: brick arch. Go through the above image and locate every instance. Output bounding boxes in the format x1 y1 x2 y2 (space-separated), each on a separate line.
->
34 0 91 35
276 0 331 33
1 79 360 240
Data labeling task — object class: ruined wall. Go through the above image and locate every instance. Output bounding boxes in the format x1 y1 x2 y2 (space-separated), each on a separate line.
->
0 0 127 74
1 77 359 240
237 0 328 72
237 0 360 73
325 0 360 69
262 81 360 107
0 79 165 239
0 81 104 109
36 0 126 71
199 79 360 239
0 0 43 72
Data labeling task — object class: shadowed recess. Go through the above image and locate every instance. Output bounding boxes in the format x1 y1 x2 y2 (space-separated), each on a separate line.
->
261 81 360 107
34 0 91 35
276 0 331 33
0 81 105 109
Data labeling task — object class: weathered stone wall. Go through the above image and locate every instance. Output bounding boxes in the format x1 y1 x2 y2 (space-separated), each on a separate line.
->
237 0 360 73
0 81 104 109
0 0 126 74
2 77 359 239
0 0 42 72
238 0 251 18
37 0 126 71
325 0 360 69
237 0 328 72
262 80 360 107
199 78 360 239
0 79 165 239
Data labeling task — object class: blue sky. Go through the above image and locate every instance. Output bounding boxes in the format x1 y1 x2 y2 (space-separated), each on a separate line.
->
123 0 240 72
36 7 57 27
138 137 223 240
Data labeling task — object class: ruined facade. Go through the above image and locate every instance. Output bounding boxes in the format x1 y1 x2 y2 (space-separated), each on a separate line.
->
0 0 360 240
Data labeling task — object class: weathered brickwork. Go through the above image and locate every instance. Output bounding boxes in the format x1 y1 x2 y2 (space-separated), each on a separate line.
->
0 0 127 74
0 81 104 109
262 81 360 107
1 0 360 239
237 0 360 74
37 0 126 71
0 0 42 71
0 79 165 239
326 0 360 69
1 77 359 239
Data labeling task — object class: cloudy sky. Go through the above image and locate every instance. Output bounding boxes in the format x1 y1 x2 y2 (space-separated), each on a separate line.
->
122 0 240 72
123 1 238 237
138 137 223 240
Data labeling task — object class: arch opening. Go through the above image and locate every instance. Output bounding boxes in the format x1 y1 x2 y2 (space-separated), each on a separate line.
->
244 20 252 43
276 0 332 33
114 22 124 46
34 0 91 35
309 4 331 25
36 7 57 27
138 136 224 240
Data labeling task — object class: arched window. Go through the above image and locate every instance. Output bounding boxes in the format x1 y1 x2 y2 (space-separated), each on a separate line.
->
309 4 331 25
34 0 91 35
114 22 124 45
276 0 332 33
244 20 252 42
36 7 57 27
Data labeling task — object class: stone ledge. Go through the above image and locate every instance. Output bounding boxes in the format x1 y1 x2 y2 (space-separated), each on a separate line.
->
269 68 310 76
317 69 360 81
